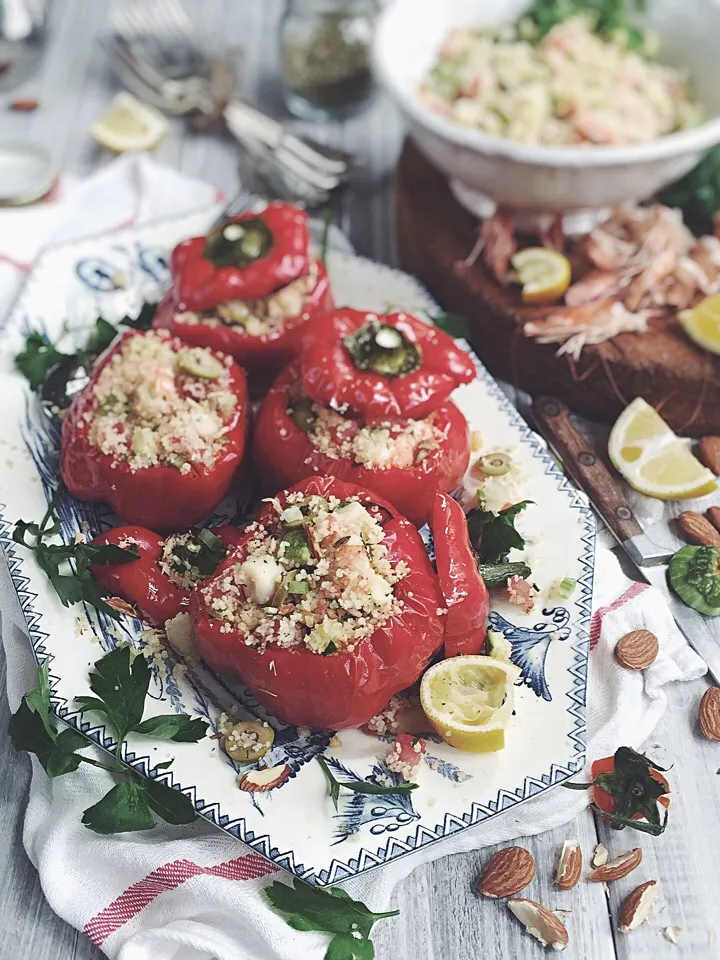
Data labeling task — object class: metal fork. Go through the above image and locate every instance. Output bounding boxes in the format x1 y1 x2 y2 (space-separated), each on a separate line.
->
110 0 353 182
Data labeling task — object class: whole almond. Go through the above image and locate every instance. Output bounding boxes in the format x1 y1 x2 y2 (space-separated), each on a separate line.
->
554 840 582 890
614 630 659 671
618 880 658 933
9 98 39 112
588 848 642 883
699 436 720 475
707 506 720 532
508 898 569 950
678 511 720 547
477 846 536 898
698 687 720 741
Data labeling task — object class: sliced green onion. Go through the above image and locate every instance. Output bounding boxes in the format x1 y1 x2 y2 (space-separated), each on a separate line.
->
551 576 577 601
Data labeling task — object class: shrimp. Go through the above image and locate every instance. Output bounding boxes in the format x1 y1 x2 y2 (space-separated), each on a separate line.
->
524 299 648 359
539 214 565 253
584 229 635 271
480 209 516 281
565 270 623 307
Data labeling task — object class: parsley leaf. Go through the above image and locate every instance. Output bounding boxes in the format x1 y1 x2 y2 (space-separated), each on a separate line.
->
132 714 208 742
82 779 156 834
25 660 53 737
15 332 65 391
432 312 471 339
467 500 533 564
86 646 151 748
659 145 720 229
143 778 199 824
317 756 418 813
265 877 397 940
84 317 119 356
119 301 157 331
326 934 375 960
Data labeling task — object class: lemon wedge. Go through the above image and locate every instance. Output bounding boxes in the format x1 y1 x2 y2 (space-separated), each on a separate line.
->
679 293 720 356
608 397 717 500
419 655 520 753
91 93 169 153
511 247 572 304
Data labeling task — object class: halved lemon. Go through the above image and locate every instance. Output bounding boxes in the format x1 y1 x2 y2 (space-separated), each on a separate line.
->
511 247 572 304
679 294 720 356
608 397 717 500
91 93 169 153
419 655 520 753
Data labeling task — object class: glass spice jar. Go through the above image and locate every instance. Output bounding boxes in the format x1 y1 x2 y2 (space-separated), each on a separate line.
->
280 0 379 123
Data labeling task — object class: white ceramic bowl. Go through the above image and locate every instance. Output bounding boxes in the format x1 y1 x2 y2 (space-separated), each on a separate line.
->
373 0 720 229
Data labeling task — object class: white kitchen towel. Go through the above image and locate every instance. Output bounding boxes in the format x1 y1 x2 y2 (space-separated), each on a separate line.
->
0 156 708 960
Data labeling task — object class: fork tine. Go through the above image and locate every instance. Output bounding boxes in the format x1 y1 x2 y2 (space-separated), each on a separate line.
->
156 0 195 39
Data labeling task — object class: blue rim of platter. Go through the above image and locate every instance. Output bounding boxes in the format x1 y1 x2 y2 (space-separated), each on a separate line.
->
0 209 595 885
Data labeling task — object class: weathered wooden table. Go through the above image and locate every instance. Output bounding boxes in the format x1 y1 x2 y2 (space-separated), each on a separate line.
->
2 2 720 958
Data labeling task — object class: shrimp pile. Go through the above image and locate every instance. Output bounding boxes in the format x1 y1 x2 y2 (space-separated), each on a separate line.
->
475 204 720 359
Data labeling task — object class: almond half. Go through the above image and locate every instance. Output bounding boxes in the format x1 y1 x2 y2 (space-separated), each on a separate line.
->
591 843 609 868
699 435 720 475
477 846 536 898
618 880 658 933
588 847 642 883
614 629 659 671
508 898 569 951
239 763 290 793
707 506 720 532
105 596 138 617
698 687 720 741
554 840 582 890
678 511 720 547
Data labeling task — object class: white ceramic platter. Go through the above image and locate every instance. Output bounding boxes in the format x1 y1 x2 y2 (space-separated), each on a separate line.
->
0 206 594 885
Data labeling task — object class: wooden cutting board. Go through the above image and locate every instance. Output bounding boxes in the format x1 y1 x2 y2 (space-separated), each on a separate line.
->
396 139 720 437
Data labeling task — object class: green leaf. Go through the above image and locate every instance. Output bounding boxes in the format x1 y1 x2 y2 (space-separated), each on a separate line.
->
9 698 57 756
467 501 533 564
75 695 111 715
44 731 85 778
431 312 471 339
82 779 156 834
659 145 720 227
85 317 119 355
132 714 208 742
143 779 198 825
15 331 65 391
153 759 175 771
78 542 140 567
264 878 398 937
88 646 151 743
327 933 374 960
317 757 418 814
120 301 157 331
591 804 667 836
26 661 54 737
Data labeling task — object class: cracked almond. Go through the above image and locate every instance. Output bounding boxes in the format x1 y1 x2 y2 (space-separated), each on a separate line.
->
239 763 290 793
698 687 720 741
614 629 659 671
588 848 642 883
678 511 720 547
477 846 536 898
508 898 569 950
105 596 138 617
554 840 582 890
591 843 609 868
618 880 658 933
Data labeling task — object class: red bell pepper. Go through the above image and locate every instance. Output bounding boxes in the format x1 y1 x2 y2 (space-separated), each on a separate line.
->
152 262 333 393
298 309 476 424
168 202 312 311
60 330 250 533
190 476 446 730
251 361 470 527
432 493 489 656
91 525 244 626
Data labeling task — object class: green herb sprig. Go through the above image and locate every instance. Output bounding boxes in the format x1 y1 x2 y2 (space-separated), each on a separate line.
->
14 302 157 396
520 0 646 47
10 649 206 834
317 756 418 812
431 312 471 340
659 145 720 230
467 500 533 565
265 877 398 960
12 487 140 621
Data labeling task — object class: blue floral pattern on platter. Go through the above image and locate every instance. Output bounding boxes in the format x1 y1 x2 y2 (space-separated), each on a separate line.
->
0 206 595 885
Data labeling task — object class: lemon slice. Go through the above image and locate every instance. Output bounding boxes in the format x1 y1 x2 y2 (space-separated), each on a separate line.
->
91 93 169 153
419 655 520 753
608 397 717 500
679 293 720 355
511 247 572 304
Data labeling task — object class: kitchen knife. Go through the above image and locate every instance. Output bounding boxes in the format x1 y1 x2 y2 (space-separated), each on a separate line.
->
532 395 720 681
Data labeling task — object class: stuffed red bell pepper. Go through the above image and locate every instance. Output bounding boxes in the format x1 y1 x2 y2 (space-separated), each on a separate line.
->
152 202 333 390
190 476 446 729
299 309 476 423
60 330 250 532
432 492 489 657
91 524 244 625
252 360 470 527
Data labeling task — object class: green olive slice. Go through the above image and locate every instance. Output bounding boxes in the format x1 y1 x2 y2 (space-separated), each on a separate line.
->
177 347 225 380
223 721 275 762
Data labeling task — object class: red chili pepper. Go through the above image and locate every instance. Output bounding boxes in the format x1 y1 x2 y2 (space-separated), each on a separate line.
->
251 361 470 527
168 202 311 311
152 261 333 393
60 331 250 532
190 476 446 730
432 493 489 656
90 525 244 625
298 309 476 424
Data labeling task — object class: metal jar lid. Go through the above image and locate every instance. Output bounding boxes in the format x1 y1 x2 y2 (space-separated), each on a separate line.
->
0 140 57 206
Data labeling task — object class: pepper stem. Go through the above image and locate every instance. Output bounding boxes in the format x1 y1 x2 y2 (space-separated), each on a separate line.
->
342 320 422 378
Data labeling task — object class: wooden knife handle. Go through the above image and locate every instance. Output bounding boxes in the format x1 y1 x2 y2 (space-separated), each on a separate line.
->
532 395 643 543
